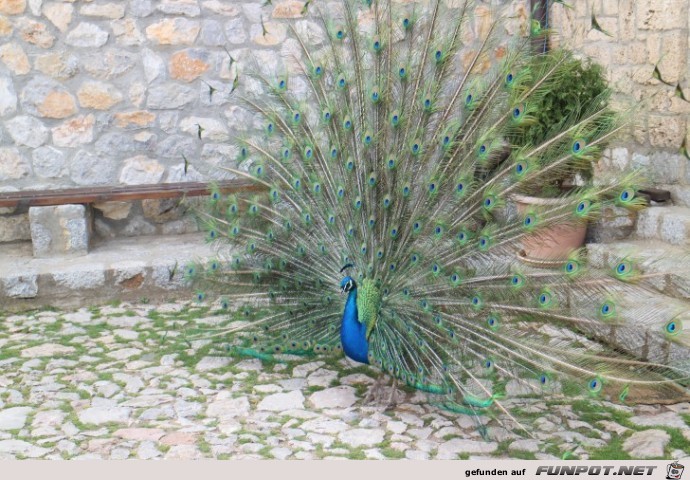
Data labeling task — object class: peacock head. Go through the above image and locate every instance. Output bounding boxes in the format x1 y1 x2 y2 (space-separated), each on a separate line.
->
340 276 357 294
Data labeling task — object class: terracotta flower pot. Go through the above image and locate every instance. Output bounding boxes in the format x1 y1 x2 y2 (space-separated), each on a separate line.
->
512 194 587 267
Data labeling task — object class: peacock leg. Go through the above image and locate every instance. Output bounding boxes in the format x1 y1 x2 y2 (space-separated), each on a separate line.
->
382 377 399 411
362 374 388 405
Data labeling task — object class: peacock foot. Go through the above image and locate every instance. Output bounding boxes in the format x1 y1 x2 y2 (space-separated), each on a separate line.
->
363 375 401 410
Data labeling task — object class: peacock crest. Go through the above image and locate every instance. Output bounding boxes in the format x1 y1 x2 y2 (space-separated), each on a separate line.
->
185 0 690 432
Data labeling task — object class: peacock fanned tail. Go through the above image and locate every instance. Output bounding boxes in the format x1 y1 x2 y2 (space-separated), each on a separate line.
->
186 0 690 430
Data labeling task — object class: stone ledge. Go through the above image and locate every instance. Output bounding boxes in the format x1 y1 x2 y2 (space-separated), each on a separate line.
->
0 233 216 312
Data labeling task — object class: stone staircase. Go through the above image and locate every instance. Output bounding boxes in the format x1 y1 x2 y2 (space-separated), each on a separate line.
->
586 149 690 359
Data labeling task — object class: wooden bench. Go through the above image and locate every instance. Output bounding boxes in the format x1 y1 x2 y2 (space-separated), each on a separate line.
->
0 179 265 257
0 179 265 209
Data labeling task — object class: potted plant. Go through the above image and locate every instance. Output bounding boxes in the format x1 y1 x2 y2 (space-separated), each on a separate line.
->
508 50 613 266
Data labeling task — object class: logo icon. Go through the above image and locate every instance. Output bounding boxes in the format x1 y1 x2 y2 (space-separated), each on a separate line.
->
668 462 685 480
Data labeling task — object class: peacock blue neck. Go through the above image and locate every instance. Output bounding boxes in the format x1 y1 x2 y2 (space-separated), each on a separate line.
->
340 287 369 364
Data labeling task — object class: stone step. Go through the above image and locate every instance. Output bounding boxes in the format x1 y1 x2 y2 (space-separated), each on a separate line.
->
587 240 690 300
634 206 690 246
582 241 690 365
0 233 215 312
661 184 690 207
569 289 690 367
601 149 689 186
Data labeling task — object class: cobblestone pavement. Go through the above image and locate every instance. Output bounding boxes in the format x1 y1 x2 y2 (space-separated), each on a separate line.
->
0 301 688 460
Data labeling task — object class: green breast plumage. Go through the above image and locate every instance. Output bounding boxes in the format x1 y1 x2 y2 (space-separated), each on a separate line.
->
357 279 381 340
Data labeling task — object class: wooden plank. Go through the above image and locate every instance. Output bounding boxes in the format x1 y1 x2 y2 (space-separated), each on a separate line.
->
638 188 671 203
0 180 266 208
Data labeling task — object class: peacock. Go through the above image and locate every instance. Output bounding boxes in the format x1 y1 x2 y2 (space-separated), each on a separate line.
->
185 0 690 432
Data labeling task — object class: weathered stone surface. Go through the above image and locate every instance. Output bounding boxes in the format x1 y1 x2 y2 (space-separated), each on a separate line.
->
78 406 131 425
202 0 240 16
0 74 17 116
107 348 142 360
660 209 690 245
16 17 54 48
119 156 165 185
81 49 136 79
114 110 156 129
224 18 246 44
0 148 31 180
121 216 155 236
111 18 145 46
199 19 224 46
29 204 91 257
623 429 669 458
338 428 385 447
630 411 688 429
147 83 196 109
0 407 31 430
195 356 230 371
437 439 498 457
308 386 357 409
70 150 117 185
0 42 30 74
6 115 49 147
93 201 132 220
2 273 38 298
95 131 153 155
508 439 541 453
179 116 229 141
21 77 77 118
251 21 287 46
272 0 305 18
300 418 349 434
0 15 11 36
0 213 30 242
21 343 75 358
257 391 305 411
129 0 155 17
140 198 183 224
636 0 687 30
0 0 24 15
0 440 49 458
155 135 195 159
80 2 125 19
43 2 73 32
65 22 109 47
145 18 199 45
51 114 95 147
114 428 165 441
158 0 200 17
207 395 250 418
170 49 210 82
34 51 79 79
307 368 338 387
77 81 123 109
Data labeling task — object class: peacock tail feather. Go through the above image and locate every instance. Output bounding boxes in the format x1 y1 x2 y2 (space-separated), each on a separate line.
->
185 0 690 432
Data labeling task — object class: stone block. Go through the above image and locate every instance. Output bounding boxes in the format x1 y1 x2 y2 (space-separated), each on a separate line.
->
2 273 37 298
635 207 662 239
588 206 636 243
632 151 686 184
666 185 690 207
0 213 30 241
29 204 91 257
660 209 690 245
93 201 131 220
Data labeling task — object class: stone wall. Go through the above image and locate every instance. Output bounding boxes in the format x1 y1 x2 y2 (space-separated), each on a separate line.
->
2 0 688 246
0 0 529 243
550 0 690 199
